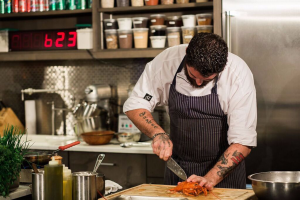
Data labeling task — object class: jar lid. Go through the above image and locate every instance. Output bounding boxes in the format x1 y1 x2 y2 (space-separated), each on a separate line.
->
167 16 181 20
104 19 116 22
117 18 132 21
133 28 149 32
167 27 181 31
132 17 149 20
181 15 195 18
150 36 167 39
117 29 133 33
196 13 213 17
105 29 118 33
150 14 166 18
181 26 195 30
150 25 167 30
196 25 213 29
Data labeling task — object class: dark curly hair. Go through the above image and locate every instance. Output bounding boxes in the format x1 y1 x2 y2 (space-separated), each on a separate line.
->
186 33 228 77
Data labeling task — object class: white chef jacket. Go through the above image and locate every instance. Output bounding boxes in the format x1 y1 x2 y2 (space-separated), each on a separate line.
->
123 44 257 147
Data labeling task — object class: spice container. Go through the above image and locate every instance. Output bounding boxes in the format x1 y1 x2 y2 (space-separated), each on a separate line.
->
105 29 118 49
150 14 165 25
182 15 196 27
150 36 166 48
166 16 182 27
181 26 195 44
161 0 174 5
167 27 181 47
117 0 130 7
176 0 189 4
150 25 167 36
131 0 144 6
104 19 118 30
101 0 114 8
132 17 148 28
133 28 149 48
144 0 158 6
117 18 132 30
196 25 213 33
196 13 213 25
118 29 133 49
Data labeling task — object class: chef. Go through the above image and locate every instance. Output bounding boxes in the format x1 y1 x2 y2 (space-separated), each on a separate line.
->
123 33 257 190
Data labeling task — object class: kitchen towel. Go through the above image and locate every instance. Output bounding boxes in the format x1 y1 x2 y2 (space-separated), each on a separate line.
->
25 100 37 135
105 180 123 195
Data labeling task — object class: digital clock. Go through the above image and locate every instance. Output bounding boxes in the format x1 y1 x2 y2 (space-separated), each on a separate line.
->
9 29 77 51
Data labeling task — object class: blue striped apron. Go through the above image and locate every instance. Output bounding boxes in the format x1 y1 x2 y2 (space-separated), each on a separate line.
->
164 57 246 189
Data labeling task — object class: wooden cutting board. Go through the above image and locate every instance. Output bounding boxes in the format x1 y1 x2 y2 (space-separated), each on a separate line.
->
101 184 258 200
0 108 24 136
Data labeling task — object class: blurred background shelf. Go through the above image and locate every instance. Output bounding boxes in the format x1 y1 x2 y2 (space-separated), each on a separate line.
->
0 9 92 18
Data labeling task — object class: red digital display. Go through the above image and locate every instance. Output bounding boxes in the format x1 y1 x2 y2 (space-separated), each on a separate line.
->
9 29 77 51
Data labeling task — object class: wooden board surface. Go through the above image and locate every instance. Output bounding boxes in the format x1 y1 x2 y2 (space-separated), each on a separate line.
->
101 184 258 200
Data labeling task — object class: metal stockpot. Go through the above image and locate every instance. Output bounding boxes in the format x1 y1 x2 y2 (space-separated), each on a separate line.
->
72 171 97 200
32 170 44 200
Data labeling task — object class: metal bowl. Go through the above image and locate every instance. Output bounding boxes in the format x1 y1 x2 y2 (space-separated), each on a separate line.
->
81 131 115 145
248 171 300 200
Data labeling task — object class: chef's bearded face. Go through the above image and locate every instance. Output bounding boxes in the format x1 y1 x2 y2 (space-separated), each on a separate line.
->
184 64 217 88
185 33 228 79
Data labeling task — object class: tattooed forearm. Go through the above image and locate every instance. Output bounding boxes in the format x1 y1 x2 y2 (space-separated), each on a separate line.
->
218 152 230 165
216 150 245 178
139 112 158 128
217 164 236 177
153 135 171 147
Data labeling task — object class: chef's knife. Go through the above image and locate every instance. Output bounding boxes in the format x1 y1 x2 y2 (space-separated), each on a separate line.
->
167 157 187 181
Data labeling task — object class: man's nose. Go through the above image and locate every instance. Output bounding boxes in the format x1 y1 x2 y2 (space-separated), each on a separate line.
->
196 79 202 85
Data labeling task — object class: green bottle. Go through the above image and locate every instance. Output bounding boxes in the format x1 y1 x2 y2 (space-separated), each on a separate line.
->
44 157 63 200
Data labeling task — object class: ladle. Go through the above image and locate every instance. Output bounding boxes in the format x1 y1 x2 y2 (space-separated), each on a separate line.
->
93 154 105 173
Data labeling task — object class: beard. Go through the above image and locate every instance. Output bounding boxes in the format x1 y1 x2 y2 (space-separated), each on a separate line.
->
183 64 215 89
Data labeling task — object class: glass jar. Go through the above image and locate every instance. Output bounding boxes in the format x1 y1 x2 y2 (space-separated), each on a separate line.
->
132 17 149 28
118 29 133 49
150 14 166 25
133 28 149 48
104 19 118 30
167 27 181 47
150 25 167 36
117 18 132 30
181 26 195 44
196 13 213 25
105 29 118 49
196 25 213 33
166 16 182 27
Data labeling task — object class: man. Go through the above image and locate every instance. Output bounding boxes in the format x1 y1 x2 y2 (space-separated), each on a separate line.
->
123 33 257 190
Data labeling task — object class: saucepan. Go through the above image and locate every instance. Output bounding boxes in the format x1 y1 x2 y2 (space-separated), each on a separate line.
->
23 141 80 167
248 171 300 200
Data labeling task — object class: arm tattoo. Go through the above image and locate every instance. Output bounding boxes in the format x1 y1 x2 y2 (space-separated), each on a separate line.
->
216 150 245 178
139 111 158 128
152 135 171 147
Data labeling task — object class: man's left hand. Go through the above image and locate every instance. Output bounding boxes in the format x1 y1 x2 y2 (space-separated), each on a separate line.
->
187 174 215 191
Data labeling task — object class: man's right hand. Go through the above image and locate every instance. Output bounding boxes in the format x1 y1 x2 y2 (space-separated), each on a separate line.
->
151 134 173 161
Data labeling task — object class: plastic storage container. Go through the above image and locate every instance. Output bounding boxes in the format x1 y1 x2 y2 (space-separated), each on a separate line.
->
181 26 195 44
167 27 181 47
133 28 149 48
101 0 114 8
117 18 132 30
196 25 213 33
150 25 167 36
76 28 93 49
131 0 144 6
182 15 196 27
104 19 118 30
0 30 9 52
117 0 130 7
150 36 166 48
44 157 63 200
161 0 174 4
166 16 182 27
176 0 189 3
118 29 133 49
150 14 165 25
132 17 148 28
144 0 158 6
196 13 213 25
196 0 208 2
105 29 118 49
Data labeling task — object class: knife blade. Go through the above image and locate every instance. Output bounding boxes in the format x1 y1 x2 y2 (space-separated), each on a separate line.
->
167 157 187 181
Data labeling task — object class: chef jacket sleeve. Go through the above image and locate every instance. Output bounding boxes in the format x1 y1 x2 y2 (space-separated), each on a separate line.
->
123 53 165 113
227 63 257 147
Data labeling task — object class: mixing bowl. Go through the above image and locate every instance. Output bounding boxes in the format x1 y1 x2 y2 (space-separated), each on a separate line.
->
248 171 300 200
81 131 115 145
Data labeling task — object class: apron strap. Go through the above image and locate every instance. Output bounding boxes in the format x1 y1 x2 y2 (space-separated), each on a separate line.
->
172 56 186 86
211 75 219 94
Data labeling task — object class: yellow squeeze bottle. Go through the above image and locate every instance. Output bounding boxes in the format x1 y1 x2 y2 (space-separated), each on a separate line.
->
63 165 72 200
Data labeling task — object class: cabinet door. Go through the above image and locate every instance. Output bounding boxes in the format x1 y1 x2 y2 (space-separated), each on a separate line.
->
69 152 146 189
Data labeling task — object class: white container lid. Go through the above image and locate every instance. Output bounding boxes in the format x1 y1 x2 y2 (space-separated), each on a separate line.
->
118 29 133 33
196 13 213 18
104 19 116 22
133 28 149 32
117 18 132 21
167 16 181 20
150 25 167 30
132 17 149 21
196 25 213 30
150 36 167 39
181 26 195 30
181 15 195 19
150 14 166 18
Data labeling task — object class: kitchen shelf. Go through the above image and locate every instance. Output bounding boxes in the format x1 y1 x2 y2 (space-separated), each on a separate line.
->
0 9 92 19
94 48 165 59
98 2 213 13
0 50 93 61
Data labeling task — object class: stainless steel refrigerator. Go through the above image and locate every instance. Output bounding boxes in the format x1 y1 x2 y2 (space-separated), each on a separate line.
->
222 0 300 181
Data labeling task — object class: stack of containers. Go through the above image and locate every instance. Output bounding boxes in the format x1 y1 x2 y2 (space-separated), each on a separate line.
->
133 17 149 48
196 13 213 33
181 15 196 44
104 19 119 49
150 14 166 48
166 15 182 47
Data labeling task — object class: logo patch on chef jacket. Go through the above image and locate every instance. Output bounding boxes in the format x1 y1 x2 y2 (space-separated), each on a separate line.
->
144 93 153 101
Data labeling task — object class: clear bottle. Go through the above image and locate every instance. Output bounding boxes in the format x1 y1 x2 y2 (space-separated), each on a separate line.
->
44 157 63 200
63 165 72 200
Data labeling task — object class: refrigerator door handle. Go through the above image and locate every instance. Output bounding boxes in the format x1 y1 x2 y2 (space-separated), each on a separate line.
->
225 11 232 52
